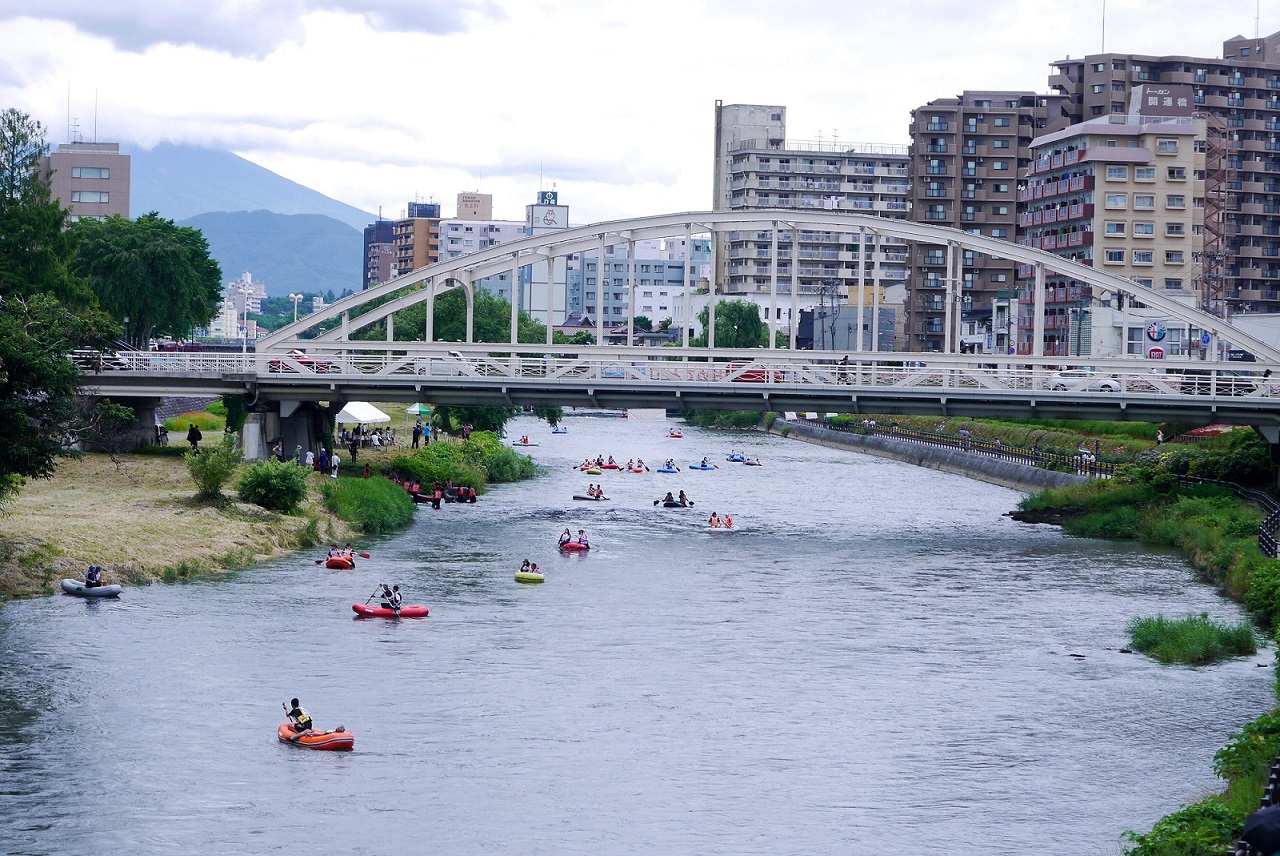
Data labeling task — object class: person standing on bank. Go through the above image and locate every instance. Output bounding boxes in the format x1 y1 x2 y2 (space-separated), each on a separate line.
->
186 423 202 450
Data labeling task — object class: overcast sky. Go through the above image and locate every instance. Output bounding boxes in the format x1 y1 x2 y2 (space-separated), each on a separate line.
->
0 0 1274 224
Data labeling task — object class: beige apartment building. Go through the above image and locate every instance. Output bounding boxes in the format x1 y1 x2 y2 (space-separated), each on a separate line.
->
391 201 442 278
1048 29 1280 313
1020 113 1204 357
40 141 131 221
906 91 1070 352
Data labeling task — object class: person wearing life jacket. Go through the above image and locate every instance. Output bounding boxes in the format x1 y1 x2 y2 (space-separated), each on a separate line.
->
663 491 675 504
521 559 531 573
708 512 721 528
607 456 616 466
559 528 572 546
377 583 402 613
678 490 690 506
84 565 103 588
700 457 710 467
724 514 733 529
529 562 541 574
342 543 354 558
626 459 634 468
285 698 315 740
327 544 340 558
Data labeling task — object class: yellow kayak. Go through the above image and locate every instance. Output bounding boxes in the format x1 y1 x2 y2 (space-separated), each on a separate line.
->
515 570 545 584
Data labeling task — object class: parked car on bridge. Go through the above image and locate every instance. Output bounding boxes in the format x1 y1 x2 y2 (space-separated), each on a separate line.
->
268 349 336 373
726 361 784 383
1046 369 1120 392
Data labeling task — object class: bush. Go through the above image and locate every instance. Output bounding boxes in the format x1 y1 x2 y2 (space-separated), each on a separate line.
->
1127 613 1257 665
1122 797 1244 856
386 431 536 489
686 410 762 429
320 476 415 534
235 458 310 513
184 434 241 499
1215 708 1280 782
764 412 781 430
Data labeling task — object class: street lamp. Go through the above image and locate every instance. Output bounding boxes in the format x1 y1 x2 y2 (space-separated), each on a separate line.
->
289 292 303 322
123 315 130 348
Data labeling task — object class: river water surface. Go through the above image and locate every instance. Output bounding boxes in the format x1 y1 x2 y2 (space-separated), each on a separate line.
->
0 412 1273 855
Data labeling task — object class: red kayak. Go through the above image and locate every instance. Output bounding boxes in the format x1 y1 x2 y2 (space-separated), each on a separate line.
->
351 603 429 618
278 722 354 751
558 541 590 552
326 556 355 570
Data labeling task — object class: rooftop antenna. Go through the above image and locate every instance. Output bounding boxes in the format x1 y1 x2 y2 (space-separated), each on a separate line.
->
93 88 98 143
539 160 544 192
1101 0 1106 53
1257 0 1262 40
66 82 70 142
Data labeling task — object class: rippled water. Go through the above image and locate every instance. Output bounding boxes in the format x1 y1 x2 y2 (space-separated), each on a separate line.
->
0 412 1272 855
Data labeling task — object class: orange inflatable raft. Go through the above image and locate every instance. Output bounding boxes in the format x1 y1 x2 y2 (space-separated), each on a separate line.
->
277 722 354 751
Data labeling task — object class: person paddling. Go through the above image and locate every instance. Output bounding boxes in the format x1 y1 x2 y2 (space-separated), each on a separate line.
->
377 583 402 613
559 528 572 546
84 564 103 588
576 529 589 548
662 491 675 504
284 698 315 741
678 490 690 506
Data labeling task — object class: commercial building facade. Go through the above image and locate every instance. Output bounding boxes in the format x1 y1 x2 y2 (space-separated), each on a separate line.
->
40 141 131 221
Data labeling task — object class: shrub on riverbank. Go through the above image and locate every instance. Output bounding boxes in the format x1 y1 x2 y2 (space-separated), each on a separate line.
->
384 431 536 490
1127 613 1257 665
684 410 762 429
236 459 310 513
184 435 241 499
319 477 414 534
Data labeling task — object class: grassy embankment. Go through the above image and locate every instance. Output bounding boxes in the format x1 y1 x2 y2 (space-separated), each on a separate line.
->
1007 431 1280 855
0 404 541 600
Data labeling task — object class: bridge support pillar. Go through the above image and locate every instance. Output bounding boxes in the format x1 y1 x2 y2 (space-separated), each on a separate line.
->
120 397 163 449
246 400 332 462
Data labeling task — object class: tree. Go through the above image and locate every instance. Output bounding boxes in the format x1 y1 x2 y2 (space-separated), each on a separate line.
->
0 294 121 505
71 213 222 349
691 300 769 349
633 315 653 332
185 433 242 500
0 108 89 307
432 403 520 435
530 405 563 427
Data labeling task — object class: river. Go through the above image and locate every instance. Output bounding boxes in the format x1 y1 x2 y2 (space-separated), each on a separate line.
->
0 411 1272 855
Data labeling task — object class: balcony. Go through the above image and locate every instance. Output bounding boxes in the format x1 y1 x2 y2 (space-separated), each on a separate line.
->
926 121 949 131
926 166 948 175
926 144 948 153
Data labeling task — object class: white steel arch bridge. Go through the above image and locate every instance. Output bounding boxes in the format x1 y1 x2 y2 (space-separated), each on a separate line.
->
84 209 1280 435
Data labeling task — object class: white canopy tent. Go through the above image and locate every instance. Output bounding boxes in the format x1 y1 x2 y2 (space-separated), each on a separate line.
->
335 401 390 424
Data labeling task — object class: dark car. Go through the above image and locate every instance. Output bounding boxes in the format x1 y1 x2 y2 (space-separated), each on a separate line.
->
268 349 337 373
1178 369 1258 396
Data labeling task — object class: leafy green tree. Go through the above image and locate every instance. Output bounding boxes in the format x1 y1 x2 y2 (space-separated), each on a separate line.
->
185 433 242 500
0 294 121 505
432 403 520 435
236 458 309 513
0 108 90 307
633 315 653 332
691 300 769 348
530 405 563 427
71 212 222 349
552 329 595 345
430 288 549 344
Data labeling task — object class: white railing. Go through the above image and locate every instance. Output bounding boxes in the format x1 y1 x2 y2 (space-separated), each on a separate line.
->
79 346 1280 402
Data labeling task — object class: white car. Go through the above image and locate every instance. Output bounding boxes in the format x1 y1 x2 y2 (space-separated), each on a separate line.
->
1047 370 1119 392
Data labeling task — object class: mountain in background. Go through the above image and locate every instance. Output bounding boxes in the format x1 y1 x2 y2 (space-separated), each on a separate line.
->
128 143 374 231
126 143 376 296
179 210 362 299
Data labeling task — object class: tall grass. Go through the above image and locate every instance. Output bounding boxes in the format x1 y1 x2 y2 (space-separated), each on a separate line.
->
320 477 415 534
385 431 536 489
1127 613 1257 665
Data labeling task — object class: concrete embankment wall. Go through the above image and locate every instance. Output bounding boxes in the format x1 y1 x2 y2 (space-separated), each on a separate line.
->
778 420 1087 494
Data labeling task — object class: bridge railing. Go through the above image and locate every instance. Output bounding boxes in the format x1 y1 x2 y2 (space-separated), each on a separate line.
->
83 348 1280 401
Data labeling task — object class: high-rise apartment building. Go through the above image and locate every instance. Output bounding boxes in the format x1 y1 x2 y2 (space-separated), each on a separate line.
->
392 202 441 279
712 102 911 344
1020 114 1204 357
905 91 1070 352
1047 29 1280 312
40 141 131 221
362 220 395 289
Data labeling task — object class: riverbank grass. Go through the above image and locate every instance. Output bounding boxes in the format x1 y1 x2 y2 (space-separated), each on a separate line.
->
1127 613 1257 665
320 476 415 534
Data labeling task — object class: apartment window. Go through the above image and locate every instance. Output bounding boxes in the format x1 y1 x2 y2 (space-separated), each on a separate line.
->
1091 106 1105 116
925 204 945 220
1166 194 1186 208
1164 278 1184 289
992 160 1010 170
1135 166 1156 181
1104 249 1125 263
993 205 1009 215
1112 82 1125 92
990 228 1008 237
1166 222 1185 236
993 117 1010 127
1156 139 1179 153
926 159 946 175
1093 63 1105 72
1167 166 1187 180
993 183 1010 193
990 273 1008 282
1104 221 1126 236
1134 250 1154 264
1165 251 1185 264
770 112 782 121
992 139 1010 149
1106 165 1129 180
1101 139 1117 147
1092 84 1105 94
71 166 109 179
1134 194 1156 209
70 190 108 203
1134 222 1155 236
1105 193 1127 208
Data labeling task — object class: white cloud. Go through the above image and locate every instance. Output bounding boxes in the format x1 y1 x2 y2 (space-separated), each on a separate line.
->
0 0 1272 224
